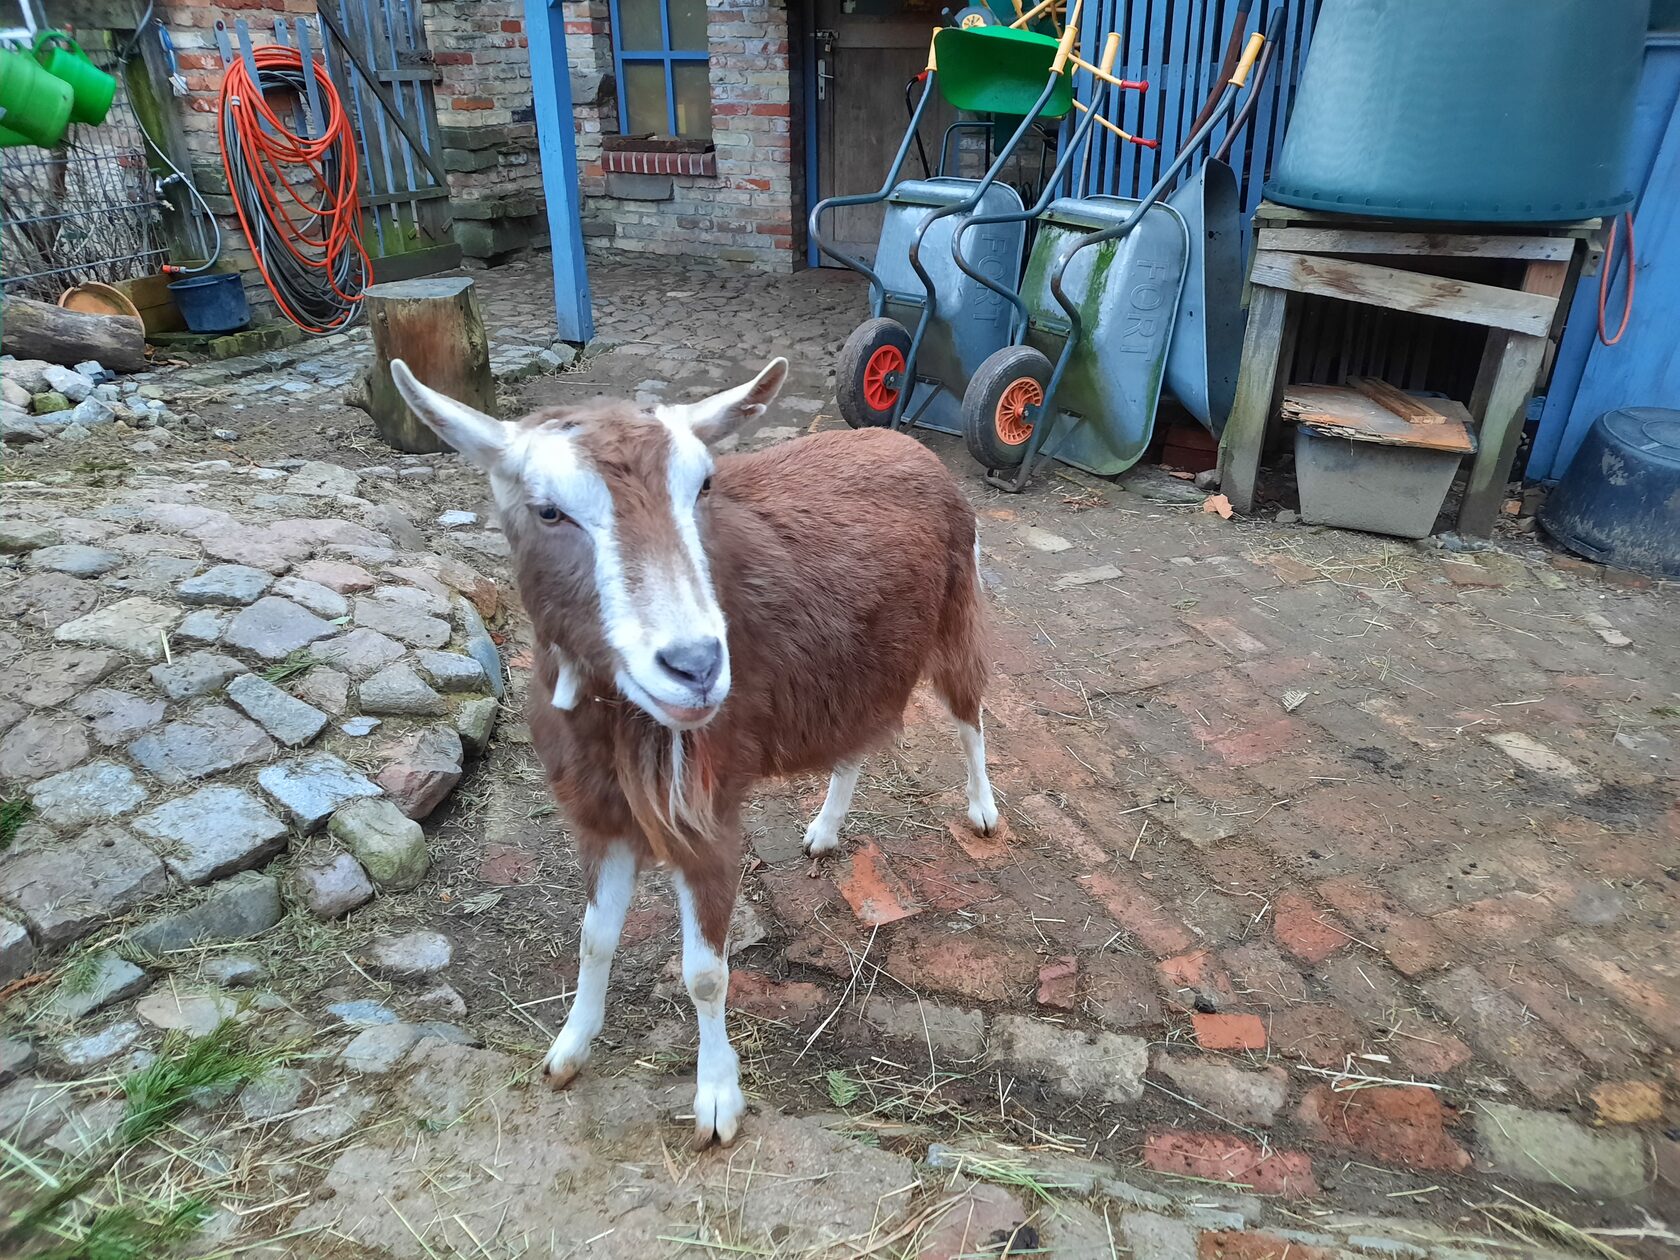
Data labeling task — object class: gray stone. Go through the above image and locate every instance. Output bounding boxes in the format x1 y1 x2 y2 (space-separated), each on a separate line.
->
341 716 381 737
285 461 360 497
452 530 510 559
455 598 504 698
289 851 374 919
413 650 488 693
203 956 268 988
361 504 425 552
1 916 37 986
294 559 376 593
863 997 986 1061
1475 1101 1647 1199
0 825 168 946
225 672 329 747
223 596 339 661
415 1022 478 1047
328 999 397 1027
128 872 282 955
352 595 450 648
1 409 46 445
292 665 351 714
258 753 382 832
0 1037 36 1085
1120 1212 1199 1260
240 1067 308 1119
454 697 497 757
411 983 467 1019
372 584 449 616
0 521 61 553
272 576 348 619
330 798 428 891
341 1022 421 1074
67 396 114 428
135 989 242 1037
176 609 226 644
358 663 446 717
131 786 289 885
42 363 92 401
129 704 276 784
991 1016 1147 1104
67 689 165 747
312 627 405 679
27 760 148 830
55 596 179 661
0 1076 75 1153
5 359 54 392
374 726 462 819
147 650 247 700
176 564 275 607
0 712 90 781
436 510 477 527
57 422 93 443
45 952 151 1021
53 1020 143 1071
1 648 119 708
1151 1054 1290 1127
361 929 451 981
26 544 123 577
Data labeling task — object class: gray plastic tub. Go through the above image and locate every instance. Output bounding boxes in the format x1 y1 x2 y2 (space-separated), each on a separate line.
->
1295 426 1467 539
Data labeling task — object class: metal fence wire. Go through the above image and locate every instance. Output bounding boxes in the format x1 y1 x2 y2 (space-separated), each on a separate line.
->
1 31 166 302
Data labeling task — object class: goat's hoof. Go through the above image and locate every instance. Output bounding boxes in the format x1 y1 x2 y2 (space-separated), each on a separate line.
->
968 799 1000 837
692 1079 746 1148
801 826 840 857
541 1040 590 1089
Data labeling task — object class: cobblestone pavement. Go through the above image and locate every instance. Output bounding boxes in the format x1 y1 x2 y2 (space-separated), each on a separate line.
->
1 253 1675 1259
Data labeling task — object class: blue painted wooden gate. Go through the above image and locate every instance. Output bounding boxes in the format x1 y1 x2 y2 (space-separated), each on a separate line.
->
1529 35 1680 482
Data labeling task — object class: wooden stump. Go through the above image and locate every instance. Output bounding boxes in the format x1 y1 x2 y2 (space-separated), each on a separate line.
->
1 295 147 373
357 277 493 454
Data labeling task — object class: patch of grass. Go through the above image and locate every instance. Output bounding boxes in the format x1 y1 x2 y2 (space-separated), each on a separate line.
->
39 1197 210 1260
118 1022 282 1144
942 1154 1081 1207
0 798 33 851
58 952 103 998
825 1068 861 1108
260 650 321 685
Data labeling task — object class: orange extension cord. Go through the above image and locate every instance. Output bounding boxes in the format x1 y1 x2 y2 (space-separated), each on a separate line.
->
1597 211 1635 347
218 46 369 333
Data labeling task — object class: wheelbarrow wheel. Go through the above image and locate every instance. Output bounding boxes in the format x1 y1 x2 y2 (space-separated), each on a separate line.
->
964 345 1053 470
837 317 912 428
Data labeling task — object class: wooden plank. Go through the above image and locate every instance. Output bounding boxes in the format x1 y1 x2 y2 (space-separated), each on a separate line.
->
316 0 450 186
525 0 594 342
1283 385 1474 454
1458 332 1546 536
368 242 465 285
1351 376 1451 425
1250 251 1559 336
1254 200 1602 238
1218 284 1290 513
1256 227 1576 262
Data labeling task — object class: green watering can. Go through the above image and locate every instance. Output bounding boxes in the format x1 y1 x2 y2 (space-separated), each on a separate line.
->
0 31 117 149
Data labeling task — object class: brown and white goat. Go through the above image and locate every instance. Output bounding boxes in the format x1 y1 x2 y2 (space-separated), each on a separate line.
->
391 357 998 1146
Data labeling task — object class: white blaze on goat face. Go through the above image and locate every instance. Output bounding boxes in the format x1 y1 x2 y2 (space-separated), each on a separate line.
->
388 357 788 732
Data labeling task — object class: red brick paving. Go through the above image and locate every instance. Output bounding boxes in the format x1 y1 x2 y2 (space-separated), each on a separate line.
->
1199 1232 1338 1260
1142 1129 1319 1197
835 838 921 926
1295 1085 1470 1171
1036 956 1078 1010
1192 1012 1267 1051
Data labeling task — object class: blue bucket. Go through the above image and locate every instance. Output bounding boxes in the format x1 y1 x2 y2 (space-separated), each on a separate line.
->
168 273 251 333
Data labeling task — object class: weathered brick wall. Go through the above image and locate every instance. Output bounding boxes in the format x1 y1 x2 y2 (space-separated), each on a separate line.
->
565 0 801 272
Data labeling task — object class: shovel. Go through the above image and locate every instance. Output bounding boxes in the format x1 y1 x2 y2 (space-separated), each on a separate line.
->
1163 6 1284 435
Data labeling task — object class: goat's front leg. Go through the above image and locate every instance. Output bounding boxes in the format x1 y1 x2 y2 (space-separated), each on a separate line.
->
673 870 744 1146
803 758 863 856
543 843 636 1086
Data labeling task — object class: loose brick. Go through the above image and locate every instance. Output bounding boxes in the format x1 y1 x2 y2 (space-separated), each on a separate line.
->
1421 965 1586 1099
1271 890 1351 965
1141 1129 1318 1197
1192 1012 1267 1051
835 838 920 926
1037 956 1078 1010
1296 1085 1470 1171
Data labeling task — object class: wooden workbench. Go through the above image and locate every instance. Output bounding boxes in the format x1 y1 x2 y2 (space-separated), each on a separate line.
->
1217 203 1597 536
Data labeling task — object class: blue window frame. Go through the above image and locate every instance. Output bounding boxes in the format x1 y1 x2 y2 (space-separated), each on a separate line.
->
610 0 713 140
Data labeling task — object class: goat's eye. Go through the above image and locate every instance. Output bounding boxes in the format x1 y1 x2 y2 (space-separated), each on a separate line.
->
534 504 569 525
698 476 713 499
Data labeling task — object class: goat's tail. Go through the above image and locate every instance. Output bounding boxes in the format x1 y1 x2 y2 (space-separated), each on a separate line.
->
929 511 990 728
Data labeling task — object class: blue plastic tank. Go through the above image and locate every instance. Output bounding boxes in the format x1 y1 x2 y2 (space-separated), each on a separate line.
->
1267 0 1649 222
1539 408 1680 578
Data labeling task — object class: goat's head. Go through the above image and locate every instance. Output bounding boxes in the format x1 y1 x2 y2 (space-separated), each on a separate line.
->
391 357 788 731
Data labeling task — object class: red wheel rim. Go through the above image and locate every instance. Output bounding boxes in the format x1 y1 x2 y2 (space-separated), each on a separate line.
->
862 343 905 412
995 377 1042 446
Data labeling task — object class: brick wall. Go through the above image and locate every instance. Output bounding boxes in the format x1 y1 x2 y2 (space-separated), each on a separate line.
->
565 0 802 272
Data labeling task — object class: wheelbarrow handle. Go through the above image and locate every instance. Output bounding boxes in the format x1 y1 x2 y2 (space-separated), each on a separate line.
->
1230 31 1265 87
925 27 939 74
1214 9 1284 164
1051 21 1080 75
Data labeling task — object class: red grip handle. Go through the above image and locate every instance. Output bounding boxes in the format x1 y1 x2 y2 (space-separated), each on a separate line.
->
1132 135 1159 149
1119 78 1148 91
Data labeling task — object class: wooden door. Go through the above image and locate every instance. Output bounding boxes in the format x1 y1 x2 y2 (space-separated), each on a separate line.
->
814 2 955 267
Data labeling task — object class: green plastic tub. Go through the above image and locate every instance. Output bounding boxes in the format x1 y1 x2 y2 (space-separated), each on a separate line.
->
933 25 1074 120
1267 0 1649 222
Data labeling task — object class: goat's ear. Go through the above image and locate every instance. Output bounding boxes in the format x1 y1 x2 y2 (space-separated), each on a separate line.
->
664 357 788 444
390 359 509 468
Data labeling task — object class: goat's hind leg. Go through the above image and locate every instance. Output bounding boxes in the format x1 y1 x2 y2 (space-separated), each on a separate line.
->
543 843 636 1086
803 758 863 856
933 659 999 836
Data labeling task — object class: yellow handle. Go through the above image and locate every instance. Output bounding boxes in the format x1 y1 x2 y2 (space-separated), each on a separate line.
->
926 27 939 73
1051 21 1079 74
1008 0 1057 29
1099 30 1120 75
1064 0 1084 33
1230 32 1264 86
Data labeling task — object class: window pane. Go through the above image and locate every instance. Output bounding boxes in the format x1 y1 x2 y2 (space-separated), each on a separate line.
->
623 61 670 135
668 0 708 51
618 0 664 51
673 62 712 139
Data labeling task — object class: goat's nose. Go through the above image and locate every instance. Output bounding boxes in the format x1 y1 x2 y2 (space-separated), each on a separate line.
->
656 637 724 692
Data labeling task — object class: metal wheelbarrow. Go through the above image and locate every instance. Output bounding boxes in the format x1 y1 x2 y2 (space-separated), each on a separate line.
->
956 27 1270 490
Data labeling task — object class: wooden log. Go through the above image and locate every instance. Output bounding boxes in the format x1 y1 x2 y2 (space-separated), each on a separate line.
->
355 277 493 454
0 294 147 373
